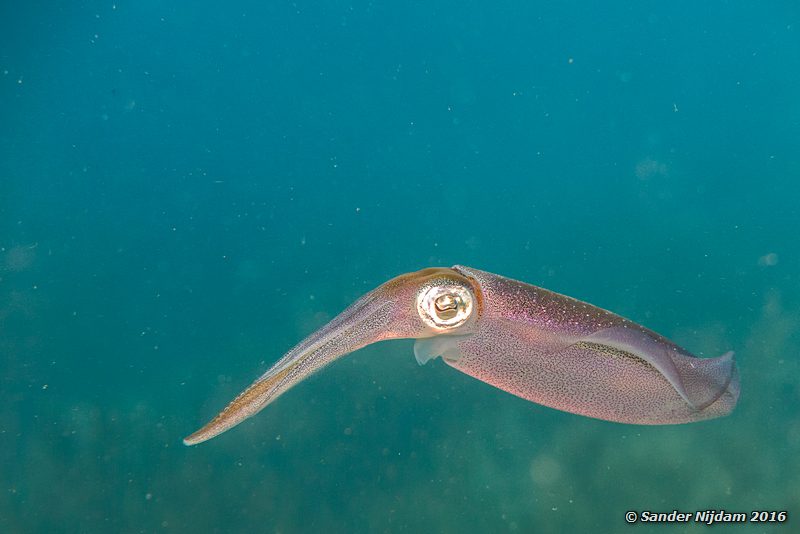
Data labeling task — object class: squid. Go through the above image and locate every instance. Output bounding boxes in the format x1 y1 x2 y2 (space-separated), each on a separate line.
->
184 266 739 445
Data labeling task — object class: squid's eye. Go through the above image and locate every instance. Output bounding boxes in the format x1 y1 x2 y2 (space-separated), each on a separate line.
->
417 283 474 329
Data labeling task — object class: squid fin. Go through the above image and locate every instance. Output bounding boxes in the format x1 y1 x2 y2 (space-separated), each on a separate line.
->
582 326 736 410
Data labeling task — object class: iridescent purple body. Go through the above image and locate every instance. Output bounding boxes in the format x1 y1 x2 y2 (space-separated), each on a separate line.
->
428 267 738 425
185 266 739 445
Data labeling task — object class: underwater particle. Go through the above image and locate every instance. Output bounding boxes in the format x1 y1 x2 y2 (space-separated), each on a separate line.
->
530 453 562 486
4 243 37 272
758 253 778 267
634 157 668 180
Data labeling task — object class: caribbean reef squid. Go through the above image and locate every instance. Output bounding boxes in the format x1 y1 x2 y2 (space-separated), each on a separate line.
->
184 266 739 445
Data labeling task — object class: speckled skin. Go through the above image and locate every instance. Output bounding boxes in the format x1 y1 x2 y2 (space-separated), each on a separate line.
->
185 266 739 445
446 266 739 424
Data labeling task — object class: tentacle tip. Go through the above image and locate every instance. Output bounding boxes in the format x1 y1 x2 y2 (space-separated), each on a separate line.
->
182 431 205 446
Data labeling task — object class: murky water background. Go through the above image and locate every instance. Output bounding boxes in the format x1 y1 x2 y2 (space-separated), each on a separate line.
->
1 1 798 532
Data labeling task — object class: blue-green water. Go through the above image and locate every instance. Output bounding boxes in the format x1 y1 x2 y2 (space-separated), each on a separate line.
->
1 1 798 532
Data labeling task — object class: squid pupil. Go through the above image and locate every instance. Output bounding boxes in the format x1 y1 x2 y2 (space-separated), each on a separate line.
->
435 294 459 319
